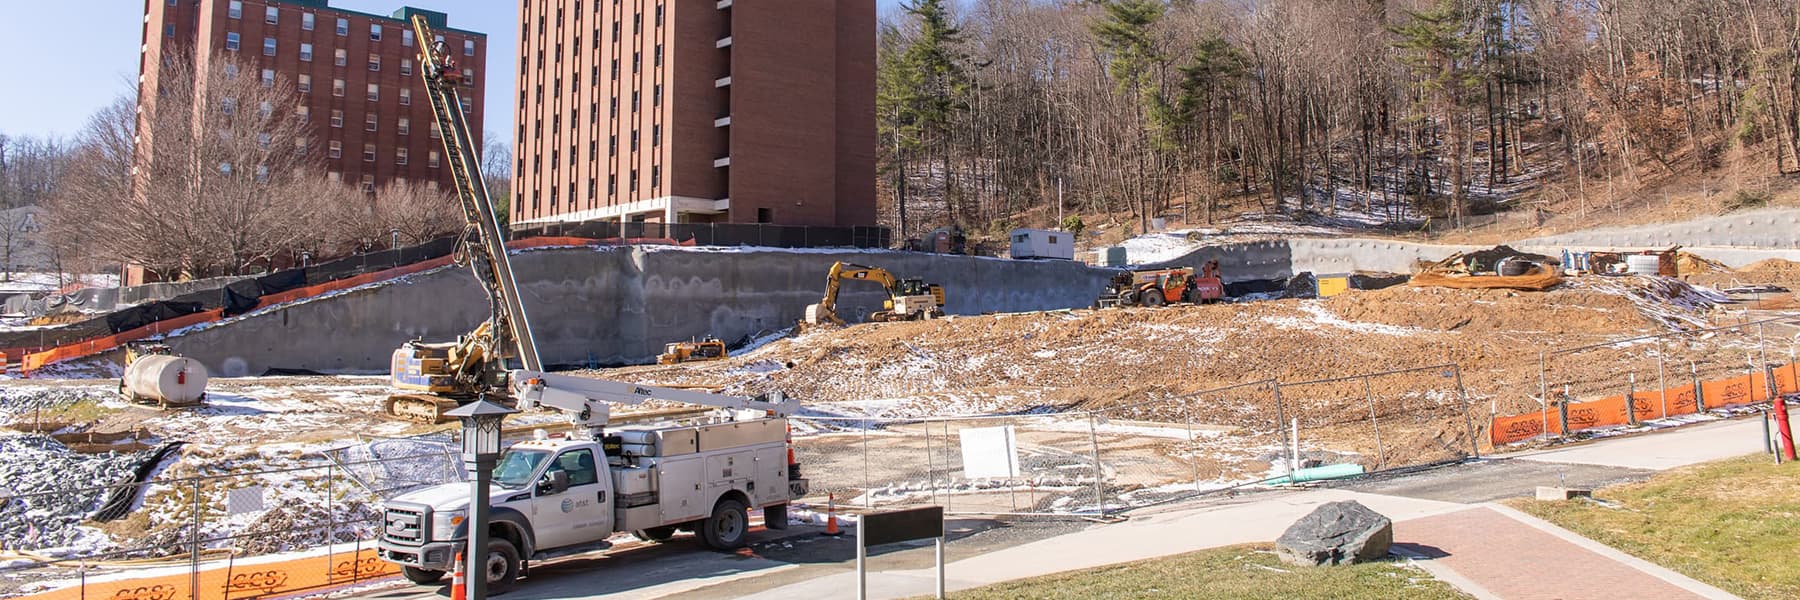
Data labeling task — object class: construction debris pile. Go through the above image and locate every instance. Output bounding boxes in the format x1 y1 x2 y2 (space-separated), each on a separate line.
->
1410 245 1562 291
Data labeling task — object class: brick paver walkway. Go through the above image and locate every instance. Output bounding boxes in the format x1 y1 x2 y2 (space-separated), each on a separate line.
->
1393 506 1710 600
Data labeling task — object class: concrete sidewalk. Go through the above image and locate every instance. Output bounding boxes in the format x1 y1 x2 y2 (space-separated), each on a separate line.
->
1506 417 1766 470
730 418 1769 600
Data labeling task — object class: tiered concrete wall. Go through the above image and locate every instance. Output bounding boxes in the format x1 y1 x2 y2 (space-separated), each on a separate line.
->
165 247 1115 376
160 236 1800 376
1514 209 1800 250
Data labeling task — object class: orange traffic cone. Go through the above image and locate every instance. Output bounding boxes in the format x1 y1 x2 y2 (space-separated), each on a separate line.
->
449 552 466 599
822 493 842 536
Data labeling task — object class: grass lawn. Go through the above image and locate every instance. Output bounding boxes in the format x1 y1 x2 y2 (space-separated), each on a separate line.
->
933 543 1470 599
1506 453 1800 600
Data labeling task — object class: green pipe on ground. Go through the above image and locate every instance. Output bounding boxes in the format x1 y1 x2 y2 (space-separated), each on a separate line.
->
1263 463 1366 485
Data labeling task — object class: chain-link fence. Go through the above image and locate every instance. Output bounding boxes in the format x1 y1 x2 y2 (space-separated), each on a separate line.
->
1489 316 1800 443
790 365 1480 519
0 446 458 600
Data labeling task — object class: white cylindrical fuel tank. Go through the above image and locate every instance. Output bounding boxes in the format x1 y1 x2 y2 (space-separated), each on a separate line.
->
122 355 209 406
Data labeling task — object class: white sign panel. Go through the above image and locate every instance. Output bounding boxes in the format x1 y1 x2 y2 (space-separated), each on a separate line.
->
959 425 1019 479
226 485 265 515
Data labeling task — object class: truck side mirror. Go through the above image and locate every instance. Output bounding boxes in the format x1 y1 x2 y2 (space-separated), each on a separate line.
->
538 470 570 495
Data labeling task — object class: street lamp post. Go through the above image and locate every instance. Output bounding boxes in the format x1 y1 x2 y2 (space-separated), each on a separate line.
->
391 227 400 250
444 399 516 600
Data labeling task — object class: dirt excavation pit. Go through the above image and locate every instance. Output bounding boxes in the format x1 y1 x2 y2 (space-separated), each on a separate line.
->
0 270 1777 556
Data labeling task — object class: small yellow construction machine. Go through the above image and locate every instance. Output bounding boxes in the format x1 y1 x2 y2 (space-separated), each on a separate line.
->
657 336 729 364
803 262 946 325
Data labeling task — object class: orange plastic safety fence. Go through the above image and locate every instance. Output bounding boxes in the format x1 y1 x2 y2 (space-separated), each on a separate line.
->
1492 361 1800 445
14 548 397 600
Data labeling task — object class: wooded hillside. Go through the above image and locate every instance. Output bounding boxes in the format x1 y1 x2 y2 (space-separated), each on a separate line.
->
877 0 1800 240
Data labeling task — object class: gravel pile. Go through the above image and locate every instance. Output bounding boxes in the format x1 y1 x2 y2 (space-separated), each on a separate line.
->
0 387 111 427
0 435 145 554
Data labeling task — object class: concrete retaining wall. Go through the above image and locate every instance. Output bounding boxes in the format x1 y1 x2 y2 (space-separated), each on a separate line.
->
160 237 1800 377
166 247 1114 376
1513 209 1800 249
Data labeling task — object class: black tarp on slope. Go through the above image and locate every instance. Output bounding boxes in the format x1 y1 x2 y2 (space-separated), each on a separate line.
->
105 301 204 334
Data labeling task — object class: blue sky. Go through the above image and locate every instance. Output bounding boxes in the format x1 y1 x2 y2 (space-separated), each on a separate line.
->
0 0 907 144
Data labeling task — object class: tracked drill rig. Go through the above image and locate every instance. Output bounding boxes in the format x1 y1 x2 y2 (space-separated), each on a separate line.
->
383 16 543 423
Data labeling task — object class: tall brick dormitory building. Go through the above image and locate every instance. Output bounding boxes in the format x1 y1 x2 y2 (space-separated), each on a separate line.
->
140 0 487 196
511 0 877 228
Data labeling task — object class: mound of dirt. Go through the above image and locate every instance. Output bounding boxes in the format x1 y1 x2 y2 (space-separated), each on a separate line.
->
1325 286 1654 335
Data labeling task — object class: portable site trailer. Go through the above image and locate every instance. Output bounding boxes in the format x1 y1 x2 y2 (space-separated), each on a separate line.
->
1009 229 1075 260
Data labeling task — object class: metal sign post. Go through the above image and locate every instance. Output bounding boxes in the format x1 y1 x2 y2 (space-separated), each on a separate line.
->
857 506 946 600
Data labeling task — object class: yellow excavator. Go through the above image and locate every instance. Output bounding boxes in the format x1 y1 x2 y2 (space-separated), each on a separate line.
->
803 262 946 325
657 336 729 364
384 16 543 424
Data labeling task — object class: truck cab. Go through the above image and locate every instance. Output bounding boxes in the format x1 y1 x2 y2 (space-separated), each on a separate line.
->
378 418 804 591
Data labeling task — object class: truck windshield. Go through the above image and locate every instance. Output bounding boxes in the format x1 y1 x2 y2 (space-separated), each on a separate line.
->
491 449 550 488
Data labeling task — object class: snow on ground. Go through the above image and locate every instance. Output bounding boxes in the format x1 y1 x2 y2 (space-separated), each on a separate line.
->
0 273 118 295
1262 301 1424 337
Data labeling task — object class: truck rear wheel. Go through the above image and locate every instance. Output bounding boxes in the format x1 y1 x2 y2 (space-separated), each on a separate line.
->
701 498 749 550
400 566 444 585
483 539 521 593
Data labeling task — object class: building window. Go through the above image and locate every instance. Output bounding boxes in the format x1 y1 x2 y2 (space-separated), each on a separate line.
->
430 121 440 139
328 171 341 182
399 88 411 105
462 69 474 86
370 24 382 42
400 59 412 76
332 78 345 96
262 37 276 56
261 68 274 87
655 44 663 67
296 105 310 121
652 125 660 146
632 52 640 73
757 208 773 223
366 83 379 101
299 43 313 62
364 113 378 131
165 24 175 38
608 173 616 194
630 169 638 191
302 12 314 31
363 143 376 162
224 63 238 79
255 165 270 182
265 6 278 24
361 174 375 192
397 117 410 134
631 91 639 111
258 101 273 118
403 30 414 47
330 110 343 127
396 147 409 165
654 84 662 106
336 18 348 36
297 74 311 92
461 97 472 114
464 40 475 56
220 97 236 114
225 32 240 51
328 141 342 158
294 137 307 153
428 151 440 168
368 54 381 71
651 165 660 186
334 49 347 67
257 131 271 148
228 1 241 19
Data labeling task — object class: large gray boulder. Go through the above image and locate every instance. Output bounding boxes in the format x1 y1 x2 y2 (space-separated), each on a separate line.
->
1275 500 1393 566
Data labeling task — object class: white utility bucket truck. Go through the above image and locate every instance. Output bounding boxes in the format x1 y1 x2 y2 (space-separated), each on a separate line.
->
376 16 807 591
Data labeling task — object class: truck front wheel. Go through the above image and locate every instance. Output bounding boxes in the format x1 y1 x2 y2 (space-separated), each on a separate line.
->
482 539 521 593
400 566 443 585
701 498 749 550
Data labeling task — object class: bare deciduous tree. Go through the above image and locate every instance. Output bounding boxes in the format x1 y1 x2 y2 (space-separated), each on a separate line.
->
48 53 333 278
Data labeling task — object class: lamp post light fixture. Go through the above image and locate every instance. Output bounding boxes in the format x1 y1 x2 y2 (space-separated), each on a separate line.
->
443 399 517 600
390 227 400 250
301 251 311 268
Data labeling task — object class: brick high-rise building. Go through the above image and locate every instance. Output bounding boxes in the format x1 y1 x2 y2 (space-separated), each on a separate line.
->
140 0 487 194
512 0 876 228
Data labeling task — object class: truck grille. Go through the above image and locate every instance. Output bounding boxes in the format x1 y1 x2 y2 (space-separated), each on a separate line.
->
384 506 428 545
